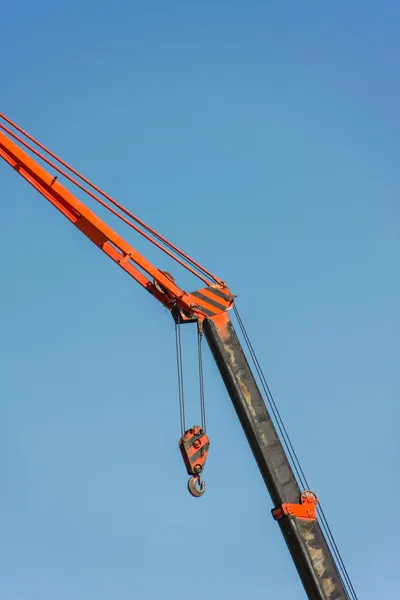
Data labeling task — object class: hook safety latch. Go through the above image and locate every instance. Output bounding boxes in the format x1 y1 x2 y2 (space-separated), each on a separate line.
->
179 426 210 498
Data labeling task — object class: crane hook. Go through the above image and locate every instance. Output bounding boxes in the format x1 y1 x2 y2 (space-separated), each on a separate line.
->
188 473 205 497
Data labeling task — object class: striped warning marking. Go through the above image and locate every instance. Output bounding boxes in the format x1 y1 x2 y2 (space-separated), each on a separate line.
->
189 285 234 317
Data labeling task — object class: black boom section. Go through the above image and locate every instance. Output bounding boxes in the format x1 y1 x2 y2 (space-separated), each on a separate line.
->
203 316 348 600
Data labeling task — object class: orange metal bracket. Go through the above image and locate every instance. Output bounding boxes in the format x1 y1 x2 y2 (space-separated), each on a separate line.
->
272 490 319 521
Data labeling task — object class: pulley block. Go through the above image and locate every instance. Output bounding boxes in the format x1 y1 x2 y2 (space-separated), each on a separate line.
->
179 425 210 497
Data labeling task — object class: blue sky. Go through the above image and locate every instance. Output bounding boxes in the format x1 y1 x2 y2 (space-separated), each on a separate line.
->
1 2 399 598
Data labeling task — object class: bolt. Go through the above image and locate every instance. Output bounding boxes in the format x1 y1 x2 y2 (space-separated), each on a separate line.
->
193 440 201 449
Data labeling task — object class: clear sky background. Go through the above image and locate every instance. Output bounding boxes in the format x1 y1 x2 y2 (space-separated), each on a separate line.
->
1 2 399 599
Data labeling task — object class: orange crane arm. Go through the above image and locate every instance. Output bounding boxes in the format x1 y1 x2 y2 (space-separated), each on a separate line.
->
0 122 234 321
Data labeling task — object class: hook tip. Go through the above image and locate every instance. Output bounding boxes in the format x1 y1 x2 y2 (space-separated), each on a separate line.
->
188 475 205 497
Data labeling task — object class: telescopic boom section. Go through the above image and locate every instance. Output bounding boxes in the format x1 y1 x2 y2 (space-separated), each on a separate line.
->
0 119 350 600
204 313 349 600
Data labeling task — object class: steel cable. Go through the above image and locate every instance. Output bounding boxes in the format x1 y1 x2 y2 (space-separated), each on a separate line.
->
198 327 207 432
175 321 186 436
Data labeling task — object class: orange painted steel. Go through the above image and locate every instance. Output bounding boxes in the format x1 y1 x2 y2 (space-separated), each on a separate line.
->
0 118 234 321
272 490 319 521
0 113 224 287
0 120 213 287
179 426 210 477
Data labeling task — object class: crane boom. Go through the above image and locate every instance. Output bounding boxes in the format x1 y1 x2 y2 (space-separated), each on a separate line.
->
0 115 351 600
204 315 348 599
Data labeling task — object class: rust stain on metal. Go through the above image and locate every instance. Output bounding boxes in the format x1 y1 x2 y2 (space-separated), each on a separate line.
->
223 340 256 416
223 337 269 446
304 528 336 598
238 379 257 418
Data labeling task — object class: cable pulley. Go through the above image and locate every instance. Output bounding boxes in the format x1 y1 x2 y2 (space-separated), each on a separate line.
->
179 425 210 498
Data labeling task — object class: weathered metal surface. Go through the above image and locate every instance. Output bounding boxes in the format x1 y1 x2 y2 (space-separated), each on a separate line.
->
203 315 348 600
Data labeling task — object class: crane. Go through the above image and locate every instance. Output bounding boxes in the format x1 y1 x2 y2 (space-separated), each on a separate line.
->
0 113 357 600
